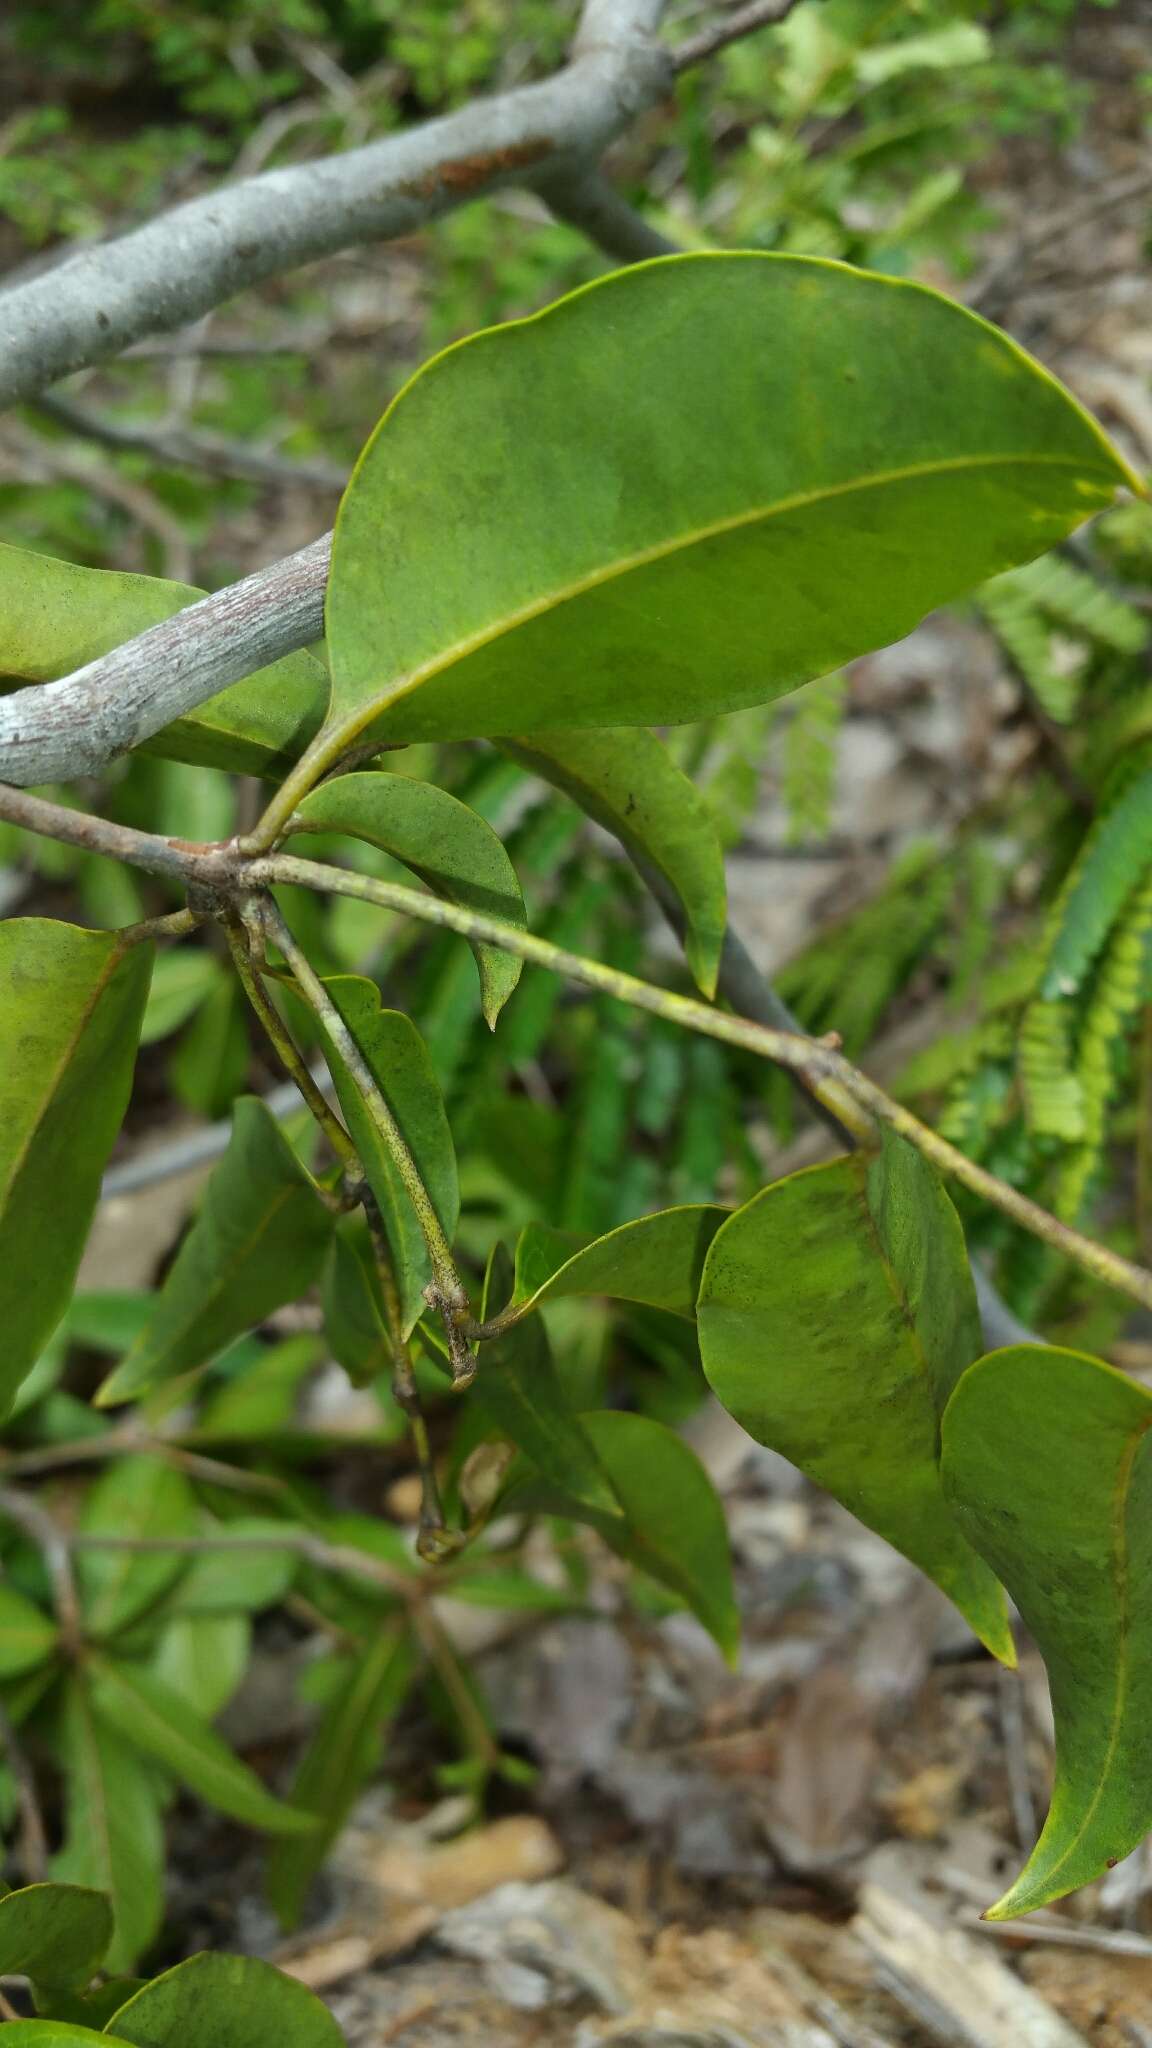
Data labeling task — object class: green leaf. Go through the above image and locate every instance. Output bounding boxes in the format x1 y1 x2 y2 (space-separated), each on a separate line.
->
290 772 526 1025
473 1244 622 1520
942 1343 1152 1918
97 1099 335 1406
106 1952 345 2048
53 1679 166 1974
322 1215 390 1386
314 978 458 1335
267 1625 416 1931
0 919 152 1412
89 1658 316 1837
697 1130 1013 1661
0 2026 117 2046
149 1615 250 1722
0 1883 112 1992
139 952 222 1047
0 1583 58 1676
157 1522 297 1616
496 730 726 997
168 976 250 1120
322 253 1132 757
194 1333 322 1441
581 1411 739 1663
0 542 328 778
77 1455 197 1639
513 1206 727 1323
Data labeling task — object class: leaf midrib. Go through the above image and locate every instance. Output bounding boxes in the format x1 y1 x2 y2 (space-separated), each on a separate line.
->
332 450 1114 735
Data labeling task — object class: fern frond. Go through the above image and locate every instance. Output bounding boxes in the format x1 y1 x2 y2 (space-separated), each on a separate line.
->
979 573 1083 723
780 671 847 843
1053 865 1152 1219
1010 554 1147 654
1018 997 1085 1140
1039 761 1152 998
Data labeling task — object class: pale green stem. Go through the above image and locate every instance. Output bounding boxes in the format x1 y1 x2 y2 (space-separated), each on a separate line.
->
248 850 1152 1318
361 1188 463 1560
256 894 472 1329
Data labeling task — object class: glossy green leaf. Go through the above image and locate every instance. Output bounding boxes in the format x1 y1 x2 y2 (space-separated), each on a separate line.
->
108 1952 345 2048
149 1614 250 1722
290 772 526 1024
53 1680 166 1974
89 1658 316 1837
315 977 458 1335
474 1244 622 1520
77 1455 197 1638
496 730 727 996
322 253 1132 759
513 1206 727 1323
942 1343 1152 1918
0 919 152 1411
0 1582 58 1676
0 1883 112 1992
97 1099 335 1406
0 543 328 777
697 1131 1013 1661
322 1215 390 1386
267 1624 416 1931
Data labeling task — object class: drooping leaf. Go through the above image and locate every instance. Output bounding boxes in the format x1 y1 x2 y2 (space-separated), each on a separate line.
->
496 729 726 996
0 1883 112 1993
76 1454 197 1639
0 919 153 1411
0 542 328 777
942 1343 1152 1918
321 1215 390 1387
168 975 250 1120
473 1244 622 1520
267 1624 416 1931
512 1206 727 1324
581 1411 739 1662
89 1658 316 1837
321 253 1132 759
194 1333 322 1441
290 772 526 1024
139 952 222 1046
0 1583 58 1676
312 978 458 1335
107 1952 345 2048
53 1680 166 1974
97 1100 335 1406
697 1130 1013 1661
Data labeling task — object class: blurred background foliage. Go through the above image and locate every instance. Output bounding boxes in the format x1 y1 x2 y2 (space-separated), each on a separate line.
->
2 0 1152 1921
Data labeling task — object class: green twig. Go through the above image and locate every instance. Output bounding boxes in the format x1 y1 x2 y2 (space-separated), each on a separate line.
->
362 1188 463 1560
247 850 1152 1317
255 895 473 1352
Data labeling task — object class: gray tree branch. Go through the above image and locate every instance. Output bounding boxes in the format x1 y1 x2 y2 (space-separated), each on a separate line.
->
0 0 670 412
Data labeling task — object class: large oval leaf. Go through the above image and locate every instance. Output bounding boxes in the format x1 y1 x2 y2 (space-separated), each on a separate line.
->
0 919 153 1413
53 1680 166 1974
493 729 726 997
289 771 526 1025
321 253 1133 757
942 1343 1152 1919
697 1130 1012 1660
0 542 327 777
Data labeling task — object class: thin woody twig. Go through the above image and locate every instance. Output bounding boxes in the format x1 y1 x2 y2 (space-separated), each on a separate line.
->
0 1486 81 1654
670 0 806 72
70 1528 413 1600
0 1700 48 1884
34 393 348 493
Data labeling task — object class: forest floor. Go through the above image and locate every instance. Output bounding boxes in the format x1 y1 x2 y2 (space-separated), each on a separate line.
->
61 8 1152 2044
